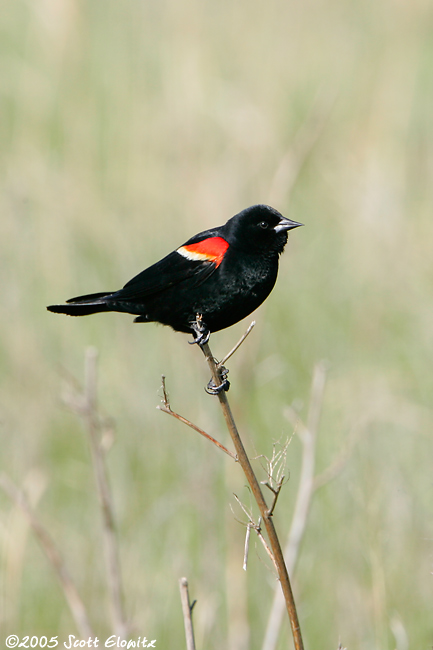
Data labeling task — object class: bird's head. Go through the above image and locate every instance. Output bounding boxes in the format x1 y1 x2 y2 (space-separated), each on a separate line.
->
224 204 303 255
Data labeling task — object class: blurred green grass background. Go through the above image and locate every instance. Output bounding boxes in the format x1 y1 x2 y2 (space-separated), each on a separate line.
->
1 0 433 648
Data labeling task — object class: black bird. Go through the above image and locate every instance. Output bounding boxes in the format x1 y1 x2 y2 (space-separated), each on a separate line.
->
47 205 302 345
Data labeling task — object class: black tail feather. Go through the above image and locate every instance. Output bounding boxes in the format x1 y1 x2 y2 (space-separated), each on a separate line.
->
47 291 113 317
66 291 113 304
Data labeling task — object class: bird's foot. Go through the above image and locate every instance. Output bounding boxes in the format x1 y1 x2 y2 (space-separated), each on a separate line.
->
205 366 230 395
189 316 210 347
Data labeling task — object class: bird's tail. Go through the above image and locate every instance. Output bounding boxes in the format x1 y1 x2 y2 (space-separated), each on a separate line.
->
47 292 113 316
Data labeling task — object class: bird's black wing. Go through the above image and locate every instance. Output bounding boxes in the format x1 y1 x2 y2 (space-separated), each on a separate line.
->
113 229 223 302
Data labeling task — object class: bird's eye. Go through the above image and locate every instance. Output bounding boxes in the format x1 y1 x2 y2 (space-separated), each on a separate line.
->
259 221 269 229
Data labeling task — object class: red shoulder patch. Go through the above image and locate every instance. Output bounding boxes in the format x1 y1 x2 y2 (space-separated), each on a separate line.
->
177 237 229 267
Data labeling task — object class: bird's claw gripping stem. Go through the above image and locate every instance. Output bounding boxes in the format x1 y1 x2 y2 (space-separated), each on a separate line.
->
189 316 230 393
205 366 230 395
189 316 211 347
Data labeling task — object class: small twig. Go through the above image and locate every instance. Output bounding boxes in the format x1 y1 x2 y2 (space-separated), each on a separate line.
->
160 372 170 405
158 376 237 460
264 476 285 517
0 473 94 639
233 495 277 574
233 492 255 523
256 438 292 494
217 321 255 368
179 577 196 650
243 523 252 571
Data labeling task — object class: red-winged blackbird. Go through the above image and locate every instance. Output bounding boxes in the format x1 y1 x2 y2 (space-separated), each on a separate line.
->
47 205 302 343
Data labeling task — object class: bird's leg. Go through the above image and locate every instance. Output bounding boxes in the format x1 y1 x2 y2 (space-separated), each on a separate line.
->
189 315 211 347
189 315 230 393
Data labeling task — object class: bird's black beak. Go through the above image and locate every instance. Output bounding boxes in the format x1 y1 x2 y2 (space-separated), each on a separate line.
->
274 217 304 233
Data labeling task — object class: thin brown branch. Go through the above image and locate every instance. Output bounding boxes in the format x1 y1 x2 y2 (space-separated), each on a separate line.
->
0 473 94 639
158 376 237 460
264 477 285 517
179 577 197 650
200 339 304 650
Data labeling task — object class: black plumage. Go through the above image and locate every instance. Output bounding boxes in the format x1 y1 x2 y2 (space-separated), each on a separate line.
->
47 204 302 337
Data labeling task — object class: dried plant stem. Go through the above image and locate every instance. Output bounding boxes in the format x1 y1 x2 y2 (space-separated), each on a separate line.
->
83 348 127 638
200 341 304 650
0 473 94 639
217 320 256 368
179 577 197 650
158 376 236 460
233 495 277 574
